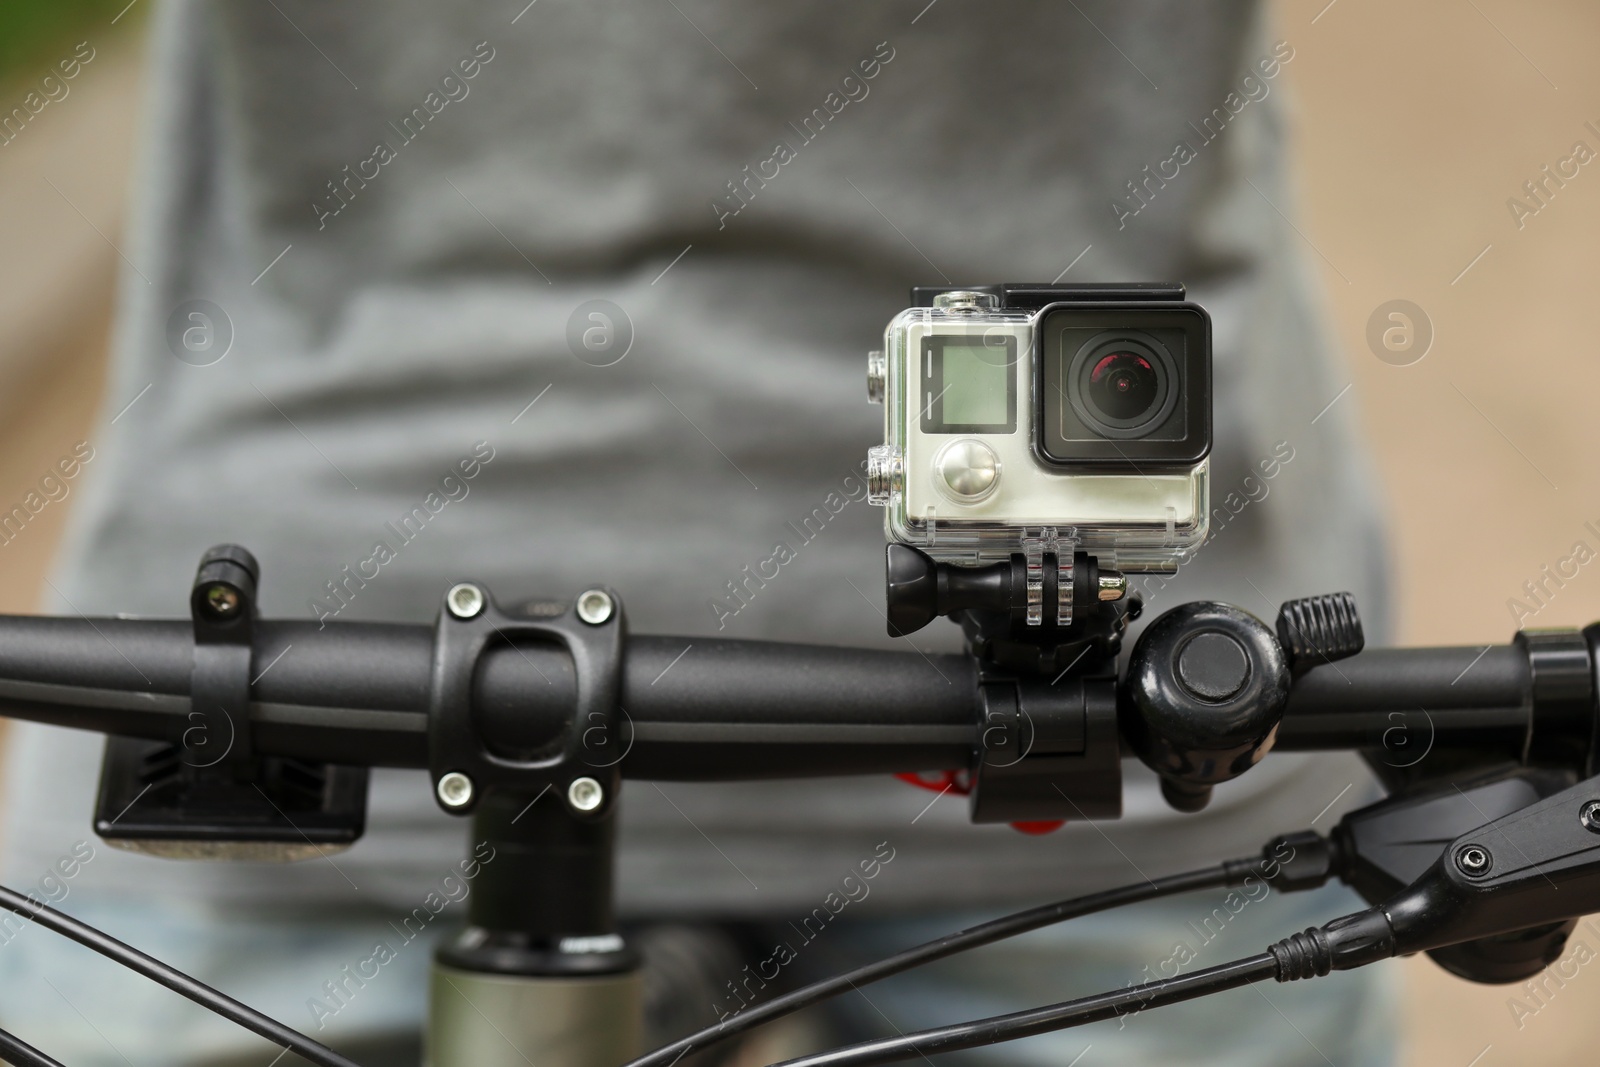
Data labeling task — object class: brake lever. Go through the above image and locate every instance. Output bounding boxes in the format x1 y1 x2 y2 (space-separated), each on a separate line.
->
1276 769 1600 983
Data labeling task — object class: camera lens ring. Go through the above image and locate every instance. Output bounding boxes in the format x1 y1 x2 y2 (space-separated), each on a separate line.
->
1065 330 1180 440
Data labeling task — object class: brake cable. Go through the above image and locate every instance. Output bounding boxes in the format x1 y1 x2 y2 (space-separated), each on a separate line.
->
0 884 367 1067
625 833 1333 1067
0 1026 65 1067
771 952 1284 1067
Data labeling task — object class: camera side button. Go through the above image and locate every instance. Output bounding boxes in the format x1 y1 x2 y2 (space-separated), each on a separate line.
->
866 350 886 403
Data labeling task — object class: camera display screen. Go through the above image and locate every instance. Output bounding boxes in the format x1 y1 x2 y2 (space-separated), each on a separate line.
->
922 336 1016 434
1035 306 1210 468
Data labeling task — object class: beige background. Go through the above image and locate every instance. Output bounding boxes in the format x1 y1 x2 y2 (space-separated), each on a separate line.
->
1276 1 1600 1062
2 2 1599 1062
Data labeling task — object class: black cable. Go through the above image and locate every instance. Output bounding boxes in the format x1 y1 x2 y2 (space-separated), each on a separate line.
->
768 953 1282 1067
0 1025 65 1067
627 860 1249 1067
0 884 364 1067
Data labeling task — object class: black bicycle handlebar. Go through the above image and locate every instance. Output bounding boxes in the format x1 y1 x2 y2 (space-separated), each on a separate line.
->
0 602 1593 1067
0 613 1571 781
0 617 978 777
1278 644 1533 753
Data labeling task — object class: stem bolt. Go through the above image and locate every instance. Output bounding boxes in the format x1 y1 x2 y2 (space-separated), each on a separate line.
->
437 771 475 809
1455 844 1491 877
567 776 604 812
576 589 614 625
446 583 485 619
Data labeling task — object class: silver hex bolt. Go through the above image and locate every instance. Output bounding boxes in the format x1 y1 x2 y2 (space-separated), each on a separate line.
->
1582 800 1600 833
1455 844 1491 877
567 776 604 812
575 589 614 625
446 583 485 619
437 771 475 809
202 584 241 618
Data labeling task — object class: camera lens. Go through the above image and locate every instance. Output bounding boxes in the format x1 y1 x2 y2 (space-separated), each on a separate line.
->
1065 331 1179 440
1034 308 1209 468
1085 352 1161 423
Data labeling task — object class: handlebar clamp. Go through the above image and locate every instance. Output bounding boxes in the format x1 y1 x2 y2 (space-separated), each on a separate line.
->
93 544 369 860
426 581 627 818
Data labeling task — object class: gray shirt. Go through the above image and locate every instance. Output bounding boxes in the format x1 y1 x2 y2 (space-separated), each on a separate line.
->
2 0 1389 913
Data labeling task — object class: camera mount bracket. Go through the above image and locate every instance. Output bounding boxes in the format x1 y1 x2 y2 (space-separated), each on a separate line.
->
93 544 368 860
885 542 1136 823
884 542 1135 666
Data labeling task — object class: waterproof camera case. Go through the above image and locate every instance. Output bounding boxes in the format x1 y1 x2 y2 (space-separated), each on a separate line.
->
866 283 1211 574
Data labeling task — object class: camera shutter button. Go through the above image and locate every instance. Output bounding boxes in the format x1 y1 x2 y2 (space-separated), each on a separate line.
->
937 439 1000 499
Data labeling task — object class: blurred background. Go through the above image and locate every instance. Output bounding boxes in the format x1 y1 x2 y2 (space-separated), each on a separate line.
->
0 0 1597 1062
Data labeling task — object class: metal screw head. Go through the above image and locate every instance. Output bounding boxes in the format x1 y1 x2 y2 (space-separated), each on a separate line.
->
1455 844 1491 877
203 584 240 618
567 776 604 812
446 583 485 619
575 589 614 625
437 771 474 809
1097 571 1128 603
1581 800 1600 833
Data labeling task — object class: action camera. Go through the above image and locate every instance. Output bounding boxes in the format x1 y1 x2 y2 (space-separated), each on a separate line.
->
866 283 1211 574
